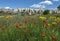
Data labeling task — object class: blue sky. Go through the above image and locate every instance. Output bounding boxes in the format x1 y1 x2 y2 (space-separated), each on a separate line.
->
0 0 60 9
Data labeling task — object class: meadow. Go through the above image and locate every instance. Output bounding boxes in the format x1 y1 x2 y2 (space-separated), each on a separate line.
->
0 14 60 41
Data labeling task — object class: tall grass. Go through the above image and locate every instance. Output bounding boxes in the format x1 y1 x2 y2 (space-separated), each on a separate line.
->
0 14 60 41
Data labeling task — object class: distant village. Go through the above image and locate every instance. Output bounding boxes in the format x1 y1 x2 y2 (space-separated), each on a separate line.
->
0 8 60 15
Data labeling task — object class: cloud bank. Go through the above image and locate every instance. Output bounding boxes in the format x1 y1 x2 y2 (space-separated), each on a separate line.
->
30 0 59 8
39 0 53 5
30 4 45 8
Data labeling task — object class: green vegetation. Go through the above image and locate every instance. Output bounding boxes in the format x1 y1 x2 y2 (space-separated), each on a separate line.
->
43 10 50 15
0 14 60 41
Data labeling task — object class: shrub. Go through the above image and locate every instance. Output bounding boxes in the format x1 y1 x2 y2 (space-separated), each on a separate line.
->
43 10 49 15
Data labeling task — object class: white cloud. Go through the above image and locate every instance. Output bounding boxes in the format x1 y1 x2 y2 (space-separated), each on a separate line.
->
30 4 45 8
30 4 41 8
39 0 53 5
4 7 12 9
53 0 59 1
30 0 53 8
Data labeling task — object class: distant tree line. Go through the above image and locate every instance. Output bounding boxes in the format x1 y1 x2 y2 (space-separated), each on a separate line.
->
0 5 60 15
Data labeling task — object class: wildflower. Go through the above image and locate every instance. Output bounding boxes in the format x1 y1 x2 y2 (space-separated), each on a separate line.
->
26 29 30 33
42 34 46 37
50 16 56 19
6 16 13 18
31 18 35 20
16 23 19 28
25 29 30 35
42 20 46 23
54 19 57 21
13 22 16 24
6 16 13 19
34 20 38 24
39 16 46 20
0 16 5 18
57 17 60 21
46 23 50 27
1 27 5 30
52 22 57 25
14 22 19 28
14 21 17 24
24 19 27 24
52 36 56 40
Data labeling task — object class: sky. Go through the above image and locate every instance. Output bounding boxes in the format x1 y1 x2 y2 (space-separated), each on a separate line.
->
0 0 60 9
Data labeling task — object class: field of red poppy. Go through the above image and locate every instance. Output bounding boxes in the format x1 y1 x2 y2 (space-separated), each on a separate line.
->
0 14 60 41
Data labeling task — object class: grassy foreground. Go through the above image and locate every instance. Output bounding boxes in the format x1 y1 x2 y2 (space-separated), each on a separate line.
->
0 14 60 41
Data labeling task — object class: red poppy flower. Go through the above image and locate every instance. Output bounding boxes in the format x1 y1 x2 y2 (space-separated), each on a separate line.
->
24 20 27 23
34 21 38 24
14 21 17 24
26 29 30 33
52 36 56 40
42 20 46 23
42 34 46 37
25 29 30 35
46 23 50 27
1 27 5 30
31 18 35 20
14 22 19 28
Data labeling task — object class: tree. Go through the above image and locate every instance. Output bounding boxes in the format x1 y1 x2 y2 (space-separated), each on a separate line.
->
43 10 49 15
57 5 60 10
0 11 4 13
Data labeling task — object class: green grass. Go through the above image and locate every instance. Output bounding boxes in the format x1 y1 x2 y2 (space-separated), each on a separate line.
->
0 14 60 41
